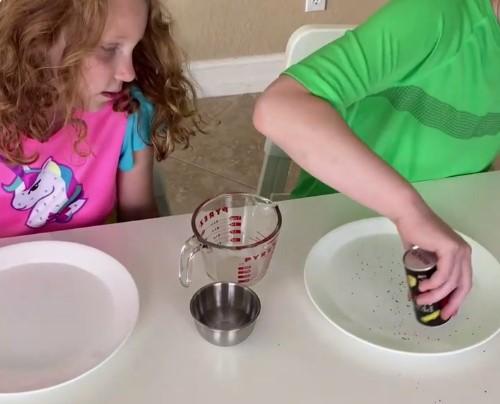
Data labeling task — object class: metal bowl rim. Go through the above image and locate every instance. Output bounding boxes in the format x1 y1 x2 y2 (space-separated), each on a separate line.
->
190 282 261 332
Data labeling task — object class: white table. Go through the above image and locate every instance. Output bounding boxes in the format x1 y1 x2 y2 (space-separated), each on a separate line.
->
1 171 500 404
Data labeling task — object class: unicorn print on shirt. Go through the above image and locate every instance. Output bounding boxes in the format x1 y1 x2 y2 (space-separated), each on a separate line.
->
1 157 87 229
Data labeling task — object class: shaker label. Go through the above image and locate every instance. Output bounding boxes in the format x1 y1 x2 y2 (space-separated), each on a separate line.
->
403 247 449 327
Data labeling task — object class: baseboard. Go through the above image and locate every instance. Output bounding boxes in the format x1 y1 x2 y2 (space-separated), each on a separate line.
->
189 53 285 98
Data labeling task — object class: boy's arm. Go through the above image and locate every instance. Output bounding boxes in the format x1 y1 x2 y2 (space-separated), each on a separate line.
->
116 147 158 222
253 75 471 320
493 156 500 170
254 0 472 319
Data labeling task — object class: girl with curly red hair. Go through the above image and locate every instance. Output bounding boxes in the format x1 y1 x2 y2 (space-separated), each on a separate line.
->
0 0 203 237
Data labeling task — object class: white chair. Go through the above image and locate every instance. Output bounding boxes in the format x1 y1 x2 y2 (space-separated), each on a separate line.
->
256 24 354 200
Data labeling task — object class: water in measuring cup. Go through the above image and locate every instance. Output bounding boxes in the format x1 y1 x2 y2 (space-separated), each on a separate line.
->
196 203 278 285
209 256 247 283
200 245 273 285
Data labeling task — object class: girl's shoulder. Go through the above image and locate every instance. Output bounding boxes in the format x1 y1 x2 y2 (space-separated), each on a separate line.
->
130 86 155 116
119 86 155 172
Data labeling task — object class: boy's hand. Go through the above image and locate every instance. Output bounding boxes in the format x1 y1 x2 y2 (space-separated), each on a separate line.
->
393 206 473 320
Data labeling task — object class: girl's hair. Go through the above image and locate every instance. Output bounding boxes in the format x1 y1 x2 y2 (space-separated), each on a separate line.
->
0 0 203 164
130 0 203 161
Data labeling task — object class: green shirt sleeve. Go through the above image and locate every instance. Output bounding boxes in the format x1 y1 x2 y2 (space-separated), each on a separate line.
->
284 0 456 115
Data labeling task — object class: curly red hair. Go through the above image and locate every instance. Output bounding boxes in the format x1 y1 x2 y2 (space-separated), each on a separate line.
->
0 0 203 164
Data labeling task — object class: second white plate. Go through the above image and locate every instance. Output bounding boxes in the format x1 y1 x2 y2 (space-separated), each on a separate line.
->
0 241 139 394
304 217 500 355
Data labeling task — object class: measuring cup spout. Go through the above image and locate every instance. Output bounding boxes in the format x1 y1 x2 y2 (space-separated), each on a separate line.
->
258 200 278 208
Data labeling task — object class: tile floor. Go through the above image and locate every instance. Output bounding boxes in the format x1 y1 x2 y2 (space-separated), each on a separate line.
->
154 93 299 215
156 93 500 216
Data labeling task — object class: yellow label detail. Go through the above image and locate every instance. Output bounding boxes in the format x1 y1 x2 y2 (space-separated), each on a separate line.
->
407 274 417 288
420 310 441 323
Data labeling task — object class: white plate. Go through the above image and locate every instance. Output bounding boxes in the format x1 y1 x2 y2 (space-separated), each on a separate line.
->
304 217 500 355
0 241 139 394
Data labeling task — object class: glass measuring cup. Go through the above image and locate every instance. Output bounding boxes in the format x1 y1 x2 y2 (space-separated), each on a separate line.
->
179 193 282 287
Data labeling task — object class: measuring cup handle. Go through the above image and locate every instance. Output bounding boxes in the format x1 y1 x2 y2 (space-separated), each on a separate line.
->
179 235 204 287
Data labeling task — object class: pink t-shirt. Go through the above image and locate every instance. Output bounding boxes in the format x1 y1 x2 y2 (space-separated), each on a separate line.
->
0 93 151 238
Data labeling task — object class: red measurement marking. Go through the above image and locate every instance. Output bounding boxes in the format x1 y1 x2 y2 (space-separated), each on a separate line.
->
229 229 241 234
229 222 241 227
230 238 241 242
230 215 241 220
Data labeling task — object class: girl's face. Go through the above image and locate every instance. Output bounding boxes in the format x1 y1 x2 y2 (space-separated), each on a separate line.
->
80 0 148 111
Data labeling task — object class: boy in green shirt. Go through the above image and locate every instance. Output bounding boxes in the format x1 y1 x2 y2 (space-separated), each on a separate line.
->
254 0 500 320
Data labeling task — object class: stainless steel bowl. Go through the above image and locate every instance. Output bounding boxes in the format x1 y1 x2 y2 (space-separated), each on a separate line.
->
190 282 261 346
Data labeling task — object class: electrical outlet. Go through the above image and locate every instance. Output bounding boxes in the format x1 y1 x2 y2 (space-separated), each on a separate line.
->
305 0 327 12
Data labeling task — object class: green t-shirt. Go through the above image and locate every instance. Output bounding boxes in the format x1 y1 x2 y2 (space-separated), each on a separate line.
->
285 0 500 197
